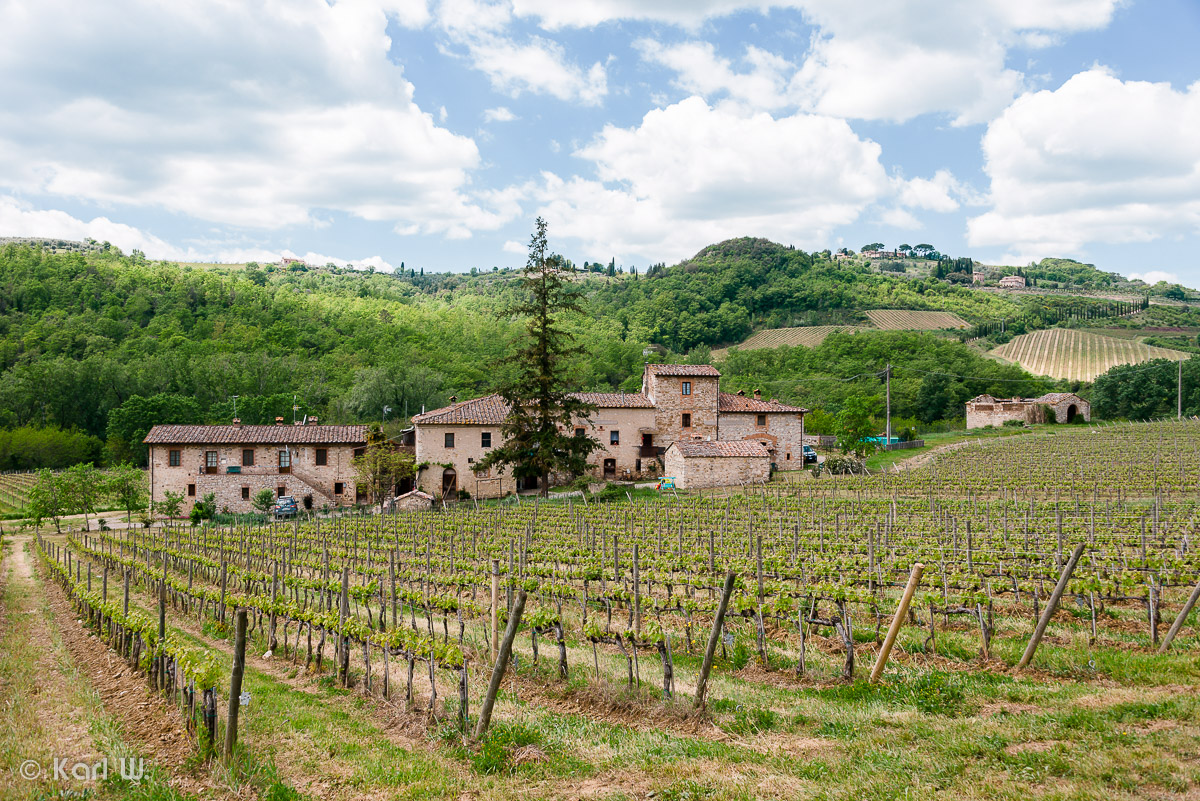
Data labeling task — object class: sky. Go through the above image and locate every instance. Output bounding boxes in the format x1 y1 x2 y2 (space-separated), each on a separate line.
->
0 0 1198 285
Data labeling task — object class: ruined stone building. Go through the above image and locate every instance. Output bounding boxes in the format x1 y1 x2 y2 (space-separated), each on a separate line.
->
144 420 367 514
410 363 808 497
966 393 1090 428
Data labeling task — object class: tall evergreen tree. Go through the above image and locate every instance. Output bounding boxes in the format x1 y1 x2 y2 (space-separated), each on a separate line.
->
477 218 599 495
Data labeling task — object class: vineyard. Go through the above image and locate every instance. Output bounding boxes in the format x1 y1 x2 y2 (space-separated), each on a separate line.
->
711 325 869 357
0 471 35 514
864 309 970 330
990 328 1189 381
10 420 1200 799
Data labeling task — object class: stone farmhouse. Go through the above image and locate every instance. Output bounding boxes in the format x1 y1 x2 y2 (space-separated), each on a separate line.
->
998 275 1027 289
410 363 808 498
144 419 368 514
966 393 1090 428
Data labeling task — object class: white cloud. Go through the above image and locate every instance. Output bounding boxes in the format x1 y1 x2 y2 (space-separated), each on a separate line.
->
0 0 514 238
466 36 607 104
288 250 397 273
0 195 401 270
879 208 922 230
968 69 1200 259
434 0 608 105
624 2 1120 123
789 1 1120 125
636 39 793 111
513 0 789 29
1129 271 1180 285
533 97 891 261
898 170 981 213
0 195 186 259
483 106 518 122
502 239 527 254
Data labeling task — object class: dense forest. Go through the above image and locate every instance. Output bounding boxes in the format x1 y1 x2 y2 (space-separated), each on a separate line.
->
0 237 1177 468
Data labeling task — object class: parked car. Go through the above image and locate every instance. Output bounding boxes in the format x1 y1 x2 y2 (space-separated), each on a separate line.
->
802 445 818 464
273 496 298 518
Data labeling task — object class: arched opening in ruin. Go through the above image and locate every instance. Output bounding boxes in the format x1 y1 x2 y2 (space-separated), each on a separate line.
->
1065 404 1078 422
442 468 457 497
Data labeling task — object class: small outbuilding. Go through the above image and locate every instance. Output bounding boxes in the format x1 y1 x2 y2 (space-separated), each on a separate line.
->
381 489 434 513
663 440 771 489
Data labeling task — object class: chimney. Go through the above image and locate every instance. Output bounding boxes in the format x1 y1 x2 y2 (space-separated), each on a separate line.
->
275 416 284 426
737 389 745 396
450 395 458 403
232 418 241 427
294 420 303 426
753 388 762 400
307 416 318 425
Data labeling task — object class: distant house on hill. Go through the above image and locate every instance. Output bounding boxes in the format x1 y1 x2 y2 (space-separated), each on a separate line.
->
966 393 1089 428
999 275 1027 289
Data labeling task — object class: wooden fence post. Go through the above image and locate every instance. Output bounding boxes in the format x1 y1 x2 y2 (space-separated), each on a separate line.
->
870 563 924 684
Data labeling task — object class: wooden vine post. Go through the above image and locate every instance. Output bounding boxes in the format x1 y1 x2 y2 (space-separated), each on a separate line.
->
338 567 350 686
1018 543 1086 669
1159 575 1200 653
223 608 248 763
475 589 527 740
694 571 737 710
870 563 924 684
490 559 500 660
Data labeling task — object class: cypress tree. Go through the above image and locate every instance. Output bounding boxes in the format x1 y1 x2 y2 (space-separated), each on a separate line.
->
477 218 600 495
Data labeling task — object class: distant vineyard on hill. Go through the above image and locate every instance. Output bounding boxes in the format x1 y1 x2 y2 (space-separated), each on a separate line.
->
864 309 970 330
990 328 1189 381
712 325 869 357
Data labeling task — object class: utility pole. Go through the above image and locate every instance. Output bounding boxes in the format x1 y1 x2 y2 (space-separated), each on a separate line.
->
885 363 892 448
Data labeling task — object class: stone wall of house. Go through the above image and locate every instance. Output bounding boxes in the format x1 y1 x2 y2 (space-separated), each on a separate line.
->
965 400 1032 429
574 407 659 480
413 423 513 499
663 451 770 489
149 442 359 513
966 396 1091 429
719 412 808 466
644 373 719 443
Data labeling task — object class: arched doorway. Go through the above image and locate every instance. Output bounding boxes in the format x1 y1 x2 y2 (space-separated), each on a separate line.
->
442 468 457 497
1065 404 1077 423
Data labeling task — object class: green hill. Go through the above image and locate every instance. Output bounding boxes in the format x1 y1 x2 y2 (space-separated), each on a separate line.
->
2 236 1196 468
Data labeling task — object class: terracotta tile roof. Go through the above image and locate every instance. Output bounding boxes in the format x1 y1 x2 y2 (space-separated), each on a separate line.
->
670 440 770 458
1034 393 1084 404
645 363 721 377
411 394 510 425
144 424 368 445
572 392 655 408
718 392 807 413
414 391 657 426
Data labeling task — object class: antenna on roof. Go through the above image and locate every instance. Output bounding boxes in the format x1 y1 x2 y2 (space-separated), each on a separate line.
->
292 394 299 425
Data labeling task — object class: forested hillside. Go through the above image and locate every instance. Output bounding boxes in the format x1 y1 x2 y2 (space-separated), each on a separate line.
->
0 239 1132 467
